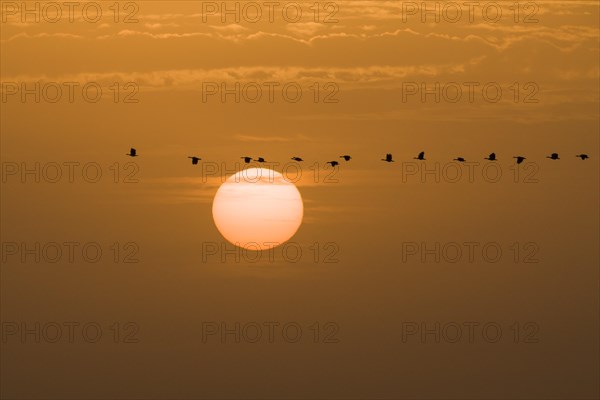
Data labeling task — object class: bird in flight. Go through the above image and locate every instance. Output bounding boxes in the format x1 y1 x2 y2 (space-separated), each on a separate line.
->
126 148 138 157
291 157 303 162
340 155 352 161
414 151 426 160
453 157 466 162
188 156 201 165
327 161 339 167
255 157 267 163
514 156 526 164
241 157 252 164
576 154 589 160
485 153 497 161
547 153 560 160
381 153 395 163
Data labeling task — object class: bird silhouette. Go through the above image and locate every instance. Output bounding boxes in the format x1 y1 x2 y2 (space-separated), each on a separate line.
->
255 157 266 163
547 153 560 160
514 156 526 164
576 154 589 160
241 156 252 164
340 155 352 161
485 153 497 161
327 161 339 167
126 148 137 157
414 151 426 160
381 153 395 163
291 157 303 162
188 156 201 165
453 157 466 162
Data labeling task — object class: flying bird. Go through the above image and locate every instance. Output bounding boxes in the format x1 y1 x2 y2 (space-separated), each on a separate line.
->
484 153 497 161
340 155 352 161
546 153 560 160
126 148 137 157
188 156 201 165
291 157 303 162
327 161 339 167
453 157 466 162
414 151 426 160
514 156 526 164
241 156 252 164
576 154 589 160
255 157 266 163
381 154 395 163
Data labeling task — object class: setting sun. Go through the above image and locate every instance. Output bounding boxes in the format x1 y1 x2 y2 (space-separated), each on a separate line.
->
211 168 303 250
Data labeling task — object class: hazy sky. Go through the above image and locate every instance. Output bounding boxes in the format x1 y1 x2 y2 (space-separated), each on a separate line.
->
1 1 599 399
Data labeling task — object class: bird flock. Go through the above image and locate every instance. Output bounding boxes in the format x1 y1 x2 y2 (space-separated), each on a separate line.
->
126 148 590 166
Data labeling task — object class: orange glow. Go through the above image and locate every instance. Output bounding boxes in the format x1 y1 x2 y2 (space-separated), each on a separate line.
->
212 168 303 250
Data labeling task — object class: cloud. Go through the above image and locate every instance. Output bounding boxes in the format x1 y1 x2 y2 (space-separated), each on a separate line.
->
101 29 213 40
209 24 248 33
142 176 221 205
144 22 181 29
234 134 311 142
286 22 326 36
0 32 84 43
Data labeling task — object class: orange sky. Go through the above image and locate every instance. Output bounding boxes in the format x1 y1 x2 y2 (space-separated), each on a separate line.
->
1 1 599 398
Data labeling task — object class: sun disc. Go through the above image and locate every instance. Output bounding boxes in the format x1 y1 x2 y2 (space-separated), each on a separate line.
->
212 168 304 251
